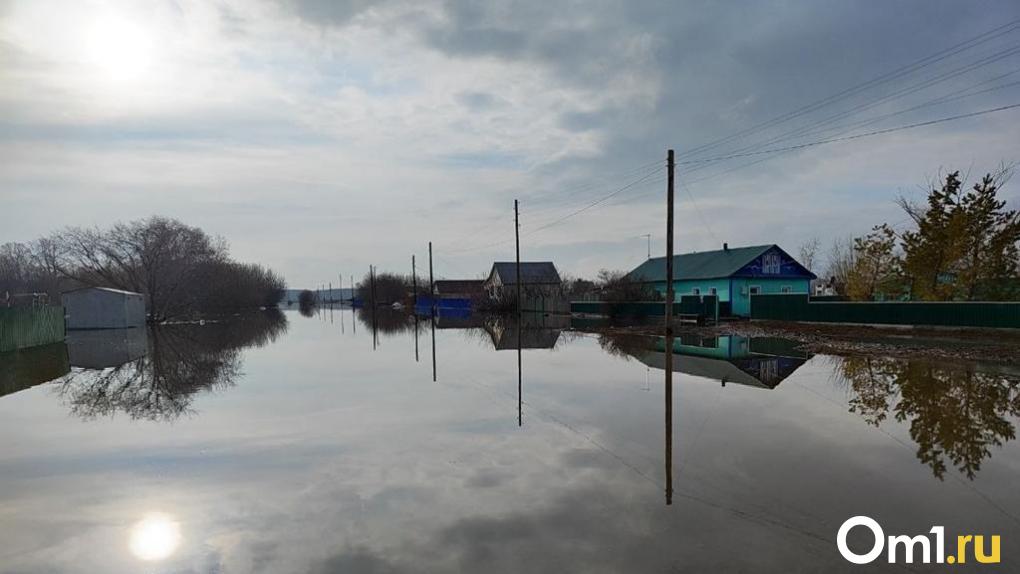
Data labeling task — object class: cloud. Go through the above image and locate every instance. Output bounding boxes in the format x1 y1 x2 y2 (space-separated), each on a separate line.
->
2 0 1020 286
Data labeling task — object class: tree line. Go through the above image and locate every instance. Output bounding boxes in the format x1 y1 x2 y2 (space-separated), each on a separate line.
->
812 167 1020 301
1 216 286 320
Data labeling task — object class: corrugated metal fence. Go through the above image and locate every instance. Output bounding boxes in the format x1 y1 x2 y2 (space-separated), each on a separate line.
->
571 296 719 320
751 294 1020 329
0 306 66 352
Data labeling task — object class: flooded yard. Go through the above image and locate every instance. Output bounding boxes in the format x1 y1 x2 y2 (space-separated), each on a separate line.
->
1 309 1019 572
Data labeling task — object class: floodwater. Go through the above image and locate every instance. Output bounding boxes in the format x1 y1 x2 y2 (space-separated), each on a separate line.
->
1 308 1019 573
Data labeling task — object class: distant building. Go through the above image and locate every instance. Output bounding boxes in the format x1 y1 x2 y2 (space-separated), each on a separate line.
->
483 262 562 301
627 244 815 317
61 287 146 330
433 280 485 301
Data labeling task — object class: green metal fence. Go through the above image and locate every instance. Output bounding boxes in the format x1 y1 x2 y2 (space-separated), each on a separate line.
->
751 294 1020 329
0 306 66 352
570 296 719 320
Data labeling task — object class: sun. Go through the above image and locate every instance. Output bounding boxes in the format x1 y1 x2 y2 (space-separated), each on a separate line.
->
129 513 182 562
85 15 153 82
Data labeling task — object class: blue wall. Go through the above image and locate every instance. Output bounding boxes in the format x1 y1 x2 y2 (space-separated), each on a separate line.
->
651 278 810 316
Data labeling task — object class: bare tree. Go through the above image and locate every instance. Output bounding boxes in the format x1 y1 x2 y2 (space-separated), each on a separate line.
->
798 237 821 275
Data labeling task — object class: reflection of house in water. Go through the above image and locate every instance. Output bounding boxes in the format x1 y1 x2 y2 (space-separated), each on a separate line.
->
433 309 485 330
0 343 70 399
483 314 570 350
635 335 809 389
66 329 148 369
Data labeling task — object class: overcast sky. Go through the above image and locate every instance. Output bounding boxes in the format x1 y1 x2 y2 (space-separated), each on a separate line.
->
3 0 1020 287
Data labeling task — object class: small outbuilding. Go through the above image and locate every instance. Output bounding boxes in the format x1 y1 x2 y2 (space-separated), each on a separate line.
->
61 287 146 330
484 262 562 300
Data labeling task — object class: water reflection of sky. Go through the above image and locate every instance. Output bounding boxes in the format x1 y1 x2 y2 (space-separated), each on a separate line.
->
1 309 1019 572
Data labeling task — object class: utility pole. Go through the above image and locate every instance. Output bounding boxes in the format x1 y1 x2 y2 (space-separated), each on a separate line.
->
428 242 435 313
664 148 675 506
428 242 436 382
515 199 523 427
370 265 378 350
514 199 522 316
665 149 675 333
643 234 652 259
412 255 418 307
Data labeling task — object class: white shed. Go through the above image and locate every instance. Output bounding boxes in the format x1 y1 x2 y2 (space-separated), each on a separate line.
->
61 287 146 330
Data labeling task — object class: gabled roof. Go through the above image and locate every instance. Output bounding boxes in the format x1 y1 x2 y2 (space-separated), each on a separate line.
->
488 262 561 285
627 244 815 282
62 286 143 297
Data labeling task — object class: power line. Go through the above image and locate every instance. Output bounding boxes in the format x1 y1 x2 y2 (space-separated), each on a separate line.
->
675 102 1020 166
445 167 666 254
669 75 1020 189
521 166 666 237
678 18 1020 161
686 42 1020 167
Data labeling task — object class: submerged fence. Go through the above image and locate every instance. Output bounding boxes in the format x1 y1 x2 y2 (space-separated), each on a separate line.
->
750 294 1020 329
0 306 66 352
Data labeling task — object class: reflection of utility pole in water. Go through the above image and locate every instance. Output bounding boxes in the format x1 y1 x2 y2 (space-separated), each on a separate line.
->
665 333 674 506
515 199 523 427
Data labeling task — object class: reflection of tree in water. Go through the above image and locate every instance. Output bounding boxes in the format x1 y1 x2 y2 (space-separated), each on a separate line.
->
57 310 288 421
356 307 416 334
833 356 1020 480
596 332 655 360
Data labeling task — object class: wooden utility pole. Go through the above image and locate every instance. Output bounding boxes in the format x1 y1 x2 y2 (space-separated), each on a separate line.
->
428 242 435 313
369 266 377 306
412 255 418 307
515 199 523 427
429 242 436 382
666 149 675 332
664 148 675 506
370 265 378 350
514 200 522 315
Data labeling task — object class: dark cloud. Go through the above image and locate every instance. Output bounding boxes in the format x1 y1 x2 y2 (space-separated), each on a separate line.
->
455 91 501 110
279 0 384 26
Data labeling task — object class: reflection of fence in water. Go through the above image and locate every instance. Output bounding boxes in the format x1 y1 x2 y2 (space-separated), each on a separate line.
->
0 306 65 353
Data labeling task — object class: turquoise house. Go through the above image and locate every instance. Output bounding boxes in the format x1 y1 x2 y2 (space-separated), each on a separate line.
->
626 244 816 317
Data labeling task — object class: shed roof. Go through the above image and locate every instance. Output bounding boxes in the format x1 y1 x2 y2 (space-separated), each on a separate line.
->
488 262 561 285
62 286 143 297
627 244 814 282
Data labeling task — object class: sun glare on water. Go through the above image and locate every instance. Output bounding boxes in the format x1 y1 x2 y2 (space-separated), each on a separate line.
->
85 15 153 82
129 513 182 562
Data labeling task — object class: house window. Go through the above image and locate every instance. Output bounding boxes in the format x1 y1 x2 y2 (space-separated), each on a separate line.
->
781 285 792 294
691 287 701 295
749 286 761 296
709 287 717 296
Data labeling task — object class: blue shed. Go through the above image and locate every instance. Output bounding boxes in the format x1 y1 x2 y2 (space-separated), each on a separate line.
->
626 244 816 317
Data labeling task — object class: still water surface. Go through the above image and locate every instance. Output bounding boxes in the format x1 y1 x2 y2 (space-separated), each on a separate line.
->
1 308 1019 572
